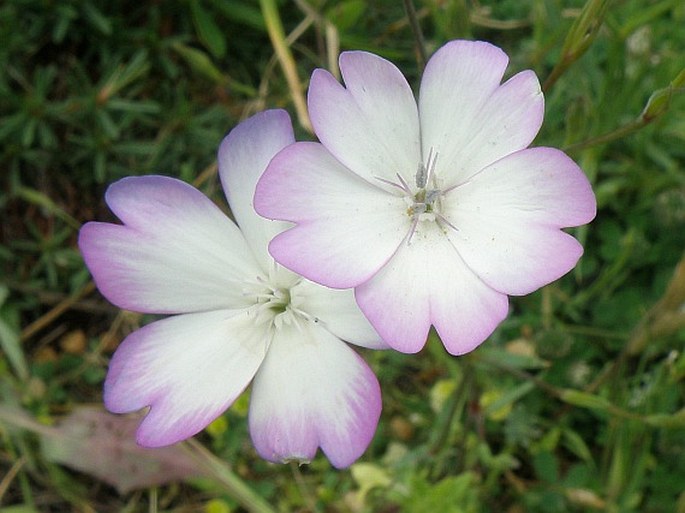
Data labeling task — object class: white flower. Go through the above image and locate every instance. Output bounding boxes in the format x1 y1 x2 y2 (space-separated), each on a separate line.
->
254 40 596 355
78 110 385 468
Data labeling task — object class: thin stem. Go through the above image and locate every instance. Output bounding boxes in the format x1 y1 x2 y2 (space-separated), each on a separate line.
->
0 455 26 502
260 0 312 132
477 355 648 422
564 71 684 152
427 365 472 457
293 0 340 79
626 251 685 357
542 56 571 93
290 462 320 512
403 0 428 71
563 118 646 153
148 487 158 513
20 281 96 342
185 439 277 513
542 0 611 93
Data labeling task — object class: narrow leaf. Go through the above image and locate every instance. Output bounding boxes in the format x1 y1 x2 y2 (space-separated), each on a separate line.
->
190 2 227 59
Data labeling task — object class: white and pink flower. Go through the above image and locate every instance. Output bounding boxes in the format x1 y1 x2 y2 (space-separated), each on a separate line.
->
78 110 385 468
254 40 596 355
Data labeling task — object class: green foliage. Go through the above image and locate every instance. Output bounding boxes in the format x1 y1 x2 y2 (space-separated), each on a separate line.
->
1 0 684 512
401 472 480 513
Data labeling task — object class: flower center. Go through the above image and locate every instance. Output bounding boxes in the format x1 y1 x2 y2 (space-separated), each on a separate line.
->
375 149 457 244
407 186 441 221
247 280 298 329
264 287 291 314
243 267 317 330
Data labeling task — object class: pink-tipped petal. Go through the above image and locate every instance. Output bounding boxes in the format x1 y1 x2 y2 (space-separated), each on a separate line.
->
434 70 544 187
218 110 295 269
444 147 597 295
356 224 509 355
104 309 267 447
249 322 381 468
308 52 421 184
419 40 510 183
255 142 408 288
295 280 388 350
79 176 260 313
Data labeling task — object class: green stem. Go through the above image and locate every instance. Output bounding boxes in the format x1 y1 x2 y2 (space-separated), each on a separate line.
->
477 355 649 423
260 0 311 132
185 439 277 513
403 0 428 72
542 0 611 92
563 118 646 153
427 362 472 457
565 68 685 152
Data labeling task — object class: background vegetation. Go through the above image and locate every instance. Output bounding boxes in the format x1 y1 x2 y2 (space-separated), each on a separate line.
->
1 0 684 512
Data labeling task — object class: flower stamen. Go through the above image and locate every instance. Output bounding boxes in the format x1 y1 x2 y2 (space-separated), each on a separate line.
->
374 173 412 196
373 149 456 244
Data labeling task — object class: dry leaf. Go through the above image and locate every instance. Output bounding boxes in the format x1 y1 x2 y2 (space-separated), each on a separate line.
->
41 405 207 493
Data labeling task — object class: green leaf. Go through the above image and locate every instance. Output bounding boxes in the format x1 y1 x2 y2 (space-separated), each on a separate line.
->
0 505 40 513
482 381 536 418
559 389 612 411
83 3 112 35
171 42 227 85
403 472 479 513
560 0 610 61
350 462 392 503
562 428 594 463
14 187 81 230
0 287 28 382
533 451 559 483
98 51 151 100
477 345 551 370
645 408 685 428
210 0 265 31
190 1 227 59
326 0 366 32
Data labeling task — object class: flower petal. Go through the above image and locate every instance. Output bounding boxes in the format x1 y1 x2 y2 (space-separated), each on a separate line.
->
79 176 260 313
308 51 421 184
248 321 381 468
104 309 267 447
420 41 507 156
444 147 596 295
355 224 509 355
254 142 408 288
294 280 388 350
218 110 295 270
436 70 544 187
420 41 543 186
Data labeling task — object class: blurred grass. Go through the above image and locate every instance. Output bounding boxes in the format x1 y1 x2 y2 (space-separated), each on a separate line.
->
1 0 684 512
